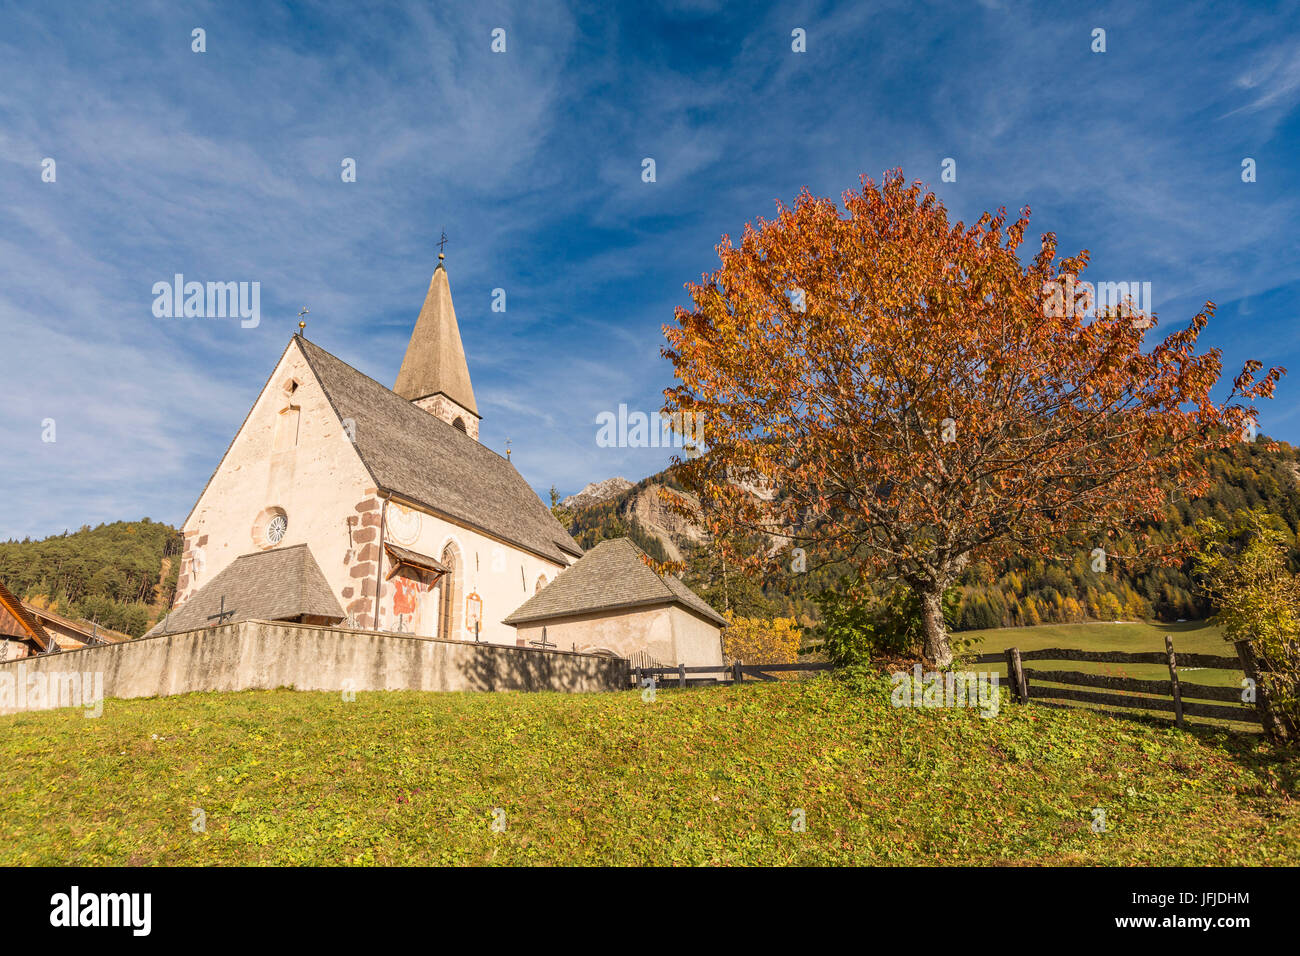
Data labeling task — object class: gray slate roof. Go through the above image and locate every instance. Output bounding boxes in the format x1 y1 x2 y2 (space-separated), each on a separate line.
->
149 544 345 635
503 537 728 627
298 335 582 564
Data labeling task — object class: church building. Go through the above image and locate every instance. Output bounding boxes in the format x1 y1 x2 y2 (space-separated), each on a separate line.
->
156 254 582 645
153 254 725 667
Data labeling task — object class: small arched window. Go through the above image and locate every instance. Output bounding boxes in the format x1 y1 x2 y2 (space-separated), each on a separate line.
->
452 417 467 433
254 507 288 549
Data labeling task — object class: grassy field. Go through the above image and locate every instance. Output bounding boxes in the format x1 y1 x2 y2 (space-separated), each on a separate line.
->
964 619 1236 684
1 677 1295 866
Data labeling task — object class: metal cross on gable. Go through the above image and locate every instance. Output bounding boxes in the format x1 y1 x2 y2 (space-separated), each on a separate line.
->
207 596 235 626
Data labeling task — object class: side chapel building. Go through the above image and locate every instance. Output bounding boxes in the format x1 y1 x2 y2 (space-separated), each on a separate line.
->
152 254 726 667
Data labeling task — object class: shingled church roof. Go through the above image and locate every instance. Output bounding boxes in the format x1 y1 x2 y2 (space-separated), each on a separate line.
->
503 537 728 627
297 335 582 565
150 544 345 635
393 260 478 416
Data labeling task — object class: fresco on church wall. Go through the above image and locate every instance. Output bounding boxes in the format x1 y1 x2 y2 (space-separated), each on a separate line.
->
391 574 426 618
374 500 570 646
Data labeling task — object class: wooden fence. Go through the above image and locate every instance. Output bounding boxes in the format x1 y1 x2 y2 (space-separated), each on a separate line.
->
627 639 1288 738
974 635 1266 730
630 661 834 689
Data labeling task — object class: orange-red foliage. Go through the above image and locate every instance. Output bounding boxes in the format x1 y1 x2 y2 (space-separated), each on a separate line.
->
662 171 1284 661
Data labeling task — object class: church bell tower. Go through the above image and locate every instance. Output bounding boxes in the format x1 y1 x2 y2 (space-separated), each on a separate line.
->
394 252 481 440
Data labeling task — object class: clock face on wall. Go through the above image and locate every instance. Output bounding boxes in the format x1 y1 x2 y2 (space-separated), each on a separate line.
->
266 513 287 545
386 503 422 546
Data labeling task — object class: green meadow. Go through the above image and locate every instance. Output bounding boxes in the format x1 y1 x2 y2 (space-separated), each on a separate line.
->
1 675 1294 866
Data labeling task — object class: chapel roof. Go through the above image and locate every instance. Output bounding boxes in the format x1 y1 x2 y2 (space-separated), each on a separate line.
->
393 261 478 416
148 543 345 635
296 335 583 565
503 537 728 628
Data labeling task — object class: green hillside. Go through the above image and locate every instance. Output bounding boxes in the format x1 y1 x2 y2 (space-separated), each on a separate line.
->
1 680 1294 865
0 519 181 637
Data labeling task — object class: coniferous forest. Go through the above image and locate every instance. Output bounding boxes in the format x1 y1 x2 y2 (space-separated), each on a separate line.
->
0 519 181 637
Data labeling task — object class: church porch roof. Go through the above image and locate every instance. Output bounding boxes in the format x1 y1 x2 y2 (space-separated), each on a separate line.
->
147 543 345 636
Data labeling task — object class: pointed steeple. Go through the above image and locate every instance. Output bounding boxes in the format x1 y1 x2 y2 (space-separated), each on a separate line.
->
394 254 480 437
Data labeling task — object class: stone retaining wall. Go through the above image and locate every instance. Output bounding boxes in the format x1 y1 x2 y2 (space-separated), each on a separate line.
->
0 620 628 714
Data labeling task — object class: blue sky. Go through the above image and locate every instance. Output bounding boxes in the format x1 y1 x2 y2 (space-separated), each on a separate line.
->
1 0 1298 540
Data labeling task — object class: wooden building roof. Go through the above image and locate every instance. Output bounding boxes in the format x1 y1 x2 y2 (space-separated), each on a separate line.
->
0 579 53 651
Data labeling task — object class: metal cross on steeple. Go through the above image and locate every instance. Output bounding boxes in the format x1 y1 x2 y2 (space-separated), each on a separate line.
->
297 306 309 335
437 229 449 255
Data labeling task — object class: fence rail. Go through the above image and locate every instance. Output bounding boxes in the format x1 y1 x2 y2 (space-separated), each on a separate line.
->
981 636 1265 730
971 648 1241 668
630 661 833 688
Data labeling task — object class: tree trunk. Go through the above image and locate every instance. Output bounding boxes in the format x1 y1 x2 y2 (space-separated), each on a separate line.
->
918 584 952 667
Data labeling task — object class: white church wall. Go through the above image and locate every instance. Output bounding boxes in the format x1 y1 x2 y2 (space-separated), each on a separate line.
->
176 341 375 620
377 502 569 646
510 605 724 667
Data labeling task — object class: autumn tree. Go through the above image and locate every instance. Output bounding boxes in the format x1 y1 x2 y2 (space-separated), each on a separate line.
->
662 171 1283 666
721 612 801 667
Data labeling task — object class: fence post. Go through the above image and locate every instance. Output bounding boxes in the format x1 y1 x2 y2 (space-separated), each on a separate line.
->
1235 639 1286 743
1005 647 1028 703
1164 634 1185 729
678 663 686 689
732 660 742 686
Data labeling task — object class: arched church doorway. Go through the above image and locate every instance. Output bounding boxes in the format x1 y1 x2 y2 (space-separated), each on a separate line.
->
437 542 461 641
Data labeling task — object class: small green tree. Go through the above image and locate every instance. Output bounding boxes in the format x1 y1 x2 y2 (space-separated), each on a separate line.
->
807 579 938 667
1194 509 1300 741
548 486 575 529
